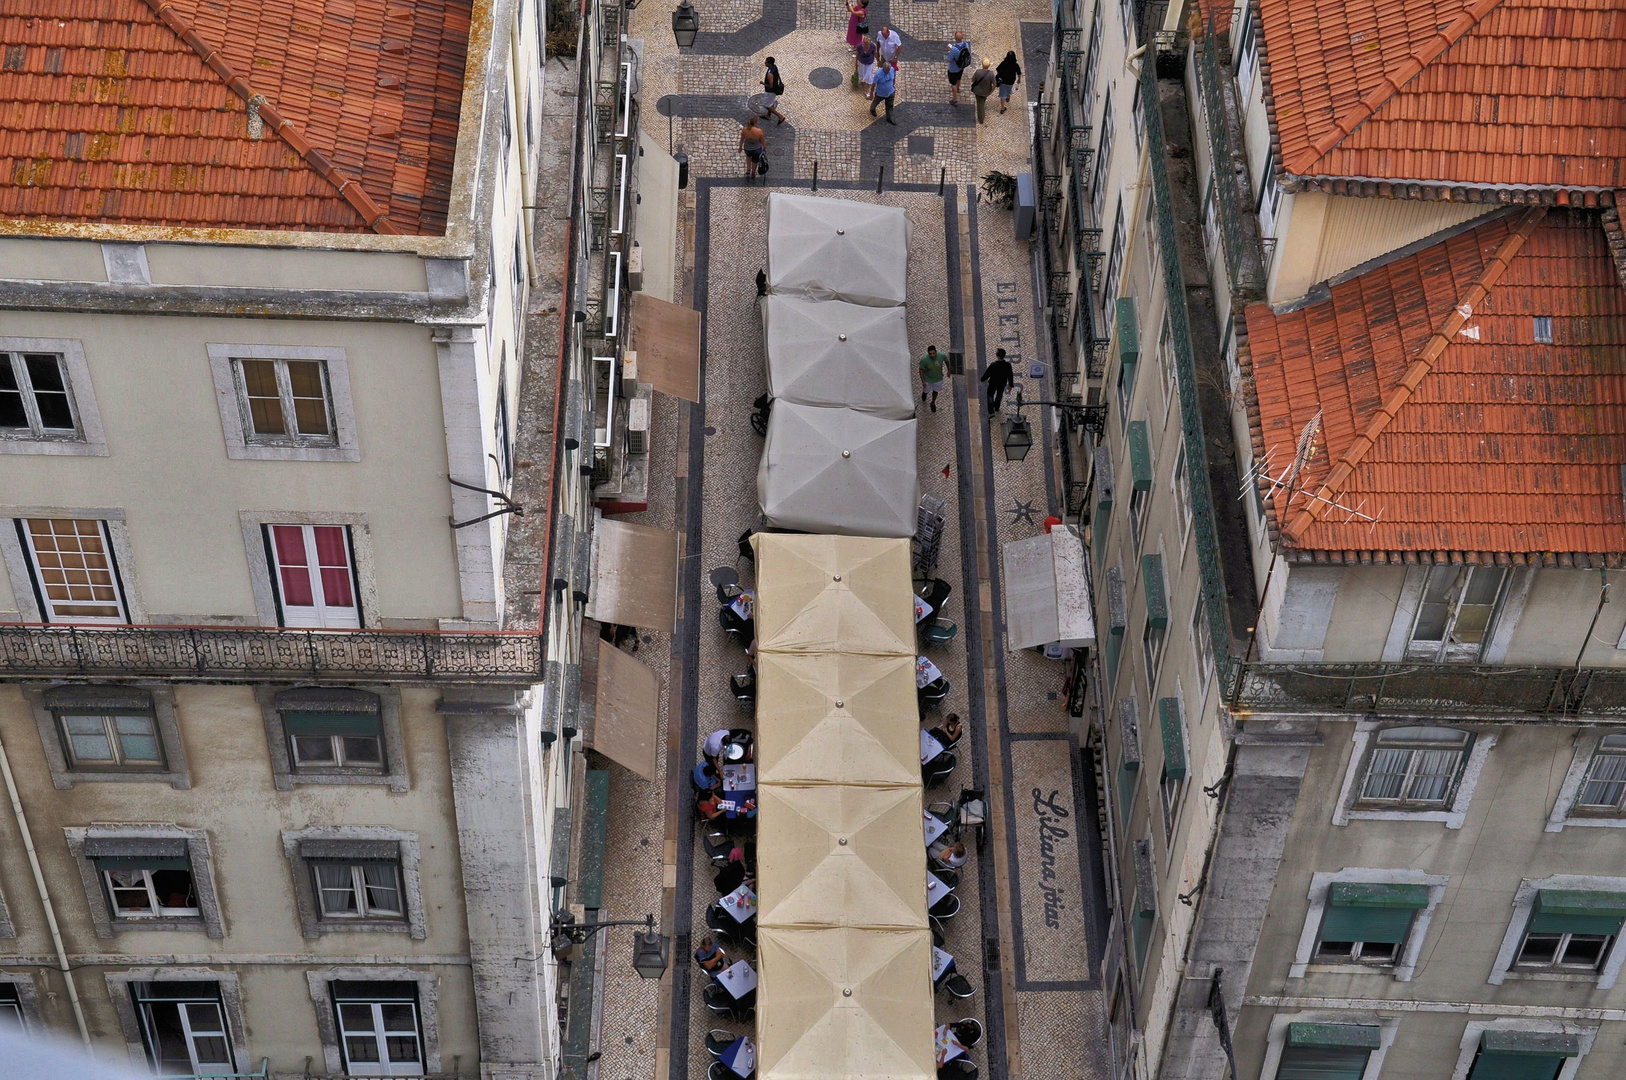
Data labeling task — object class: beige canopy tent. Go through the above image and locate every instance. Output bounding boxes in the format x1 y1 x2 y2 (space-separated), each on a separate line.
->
758 401 919 538
754 652 920 788
755 927 936 1080
750 534 915 656
765 193 911 308
761 294 914 418
755 783 927 929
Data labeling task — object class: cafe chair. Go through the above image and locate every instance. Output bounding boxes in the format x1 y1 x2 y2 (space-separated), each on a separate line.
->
924 752 957 788
929 892 960 920
707 1030 738 1057
706 905 740 945
920 619 958 646
703 830 735 869
737 918 758 949
919 678 950 707
955 788 988 847
732 1003 757 1024
709 1062 736 1080
737 528 757 567
719 607 754 647
939 1060 978 1080
941 972 976 1000
730 672 756 706
702 983 738 1015
920 577 953 618
931 923 945 949
933 868 959 892
951 1019 983 1049
751 393 772 437
927 803 955 827
709 566 741 605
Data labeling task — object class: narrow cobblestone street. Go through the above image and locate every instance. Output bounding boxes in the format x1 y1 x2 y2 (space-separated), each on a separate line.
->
582 4 1115 1077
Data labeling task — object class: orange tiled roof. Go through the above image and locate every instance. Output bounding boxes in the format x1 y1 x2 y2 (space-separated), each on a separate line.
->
1261 0 1626 200
1243 208 1626 564
0 0 470 234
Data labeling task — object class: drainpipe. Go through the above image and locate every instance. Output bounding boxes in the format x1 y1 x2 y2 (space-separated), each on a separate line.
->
0 726 90 1047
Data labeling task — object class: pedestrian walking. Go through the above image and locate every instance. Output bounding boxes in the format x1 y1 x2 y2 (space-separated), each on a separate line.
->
870 59 898 124
970 57 997 123
856 34 878 99
846 0 869 54
739 117 767 179
875 24 903 65
759 57 787 125
980 348 1015 415
945 32 973 105
919 345 947 412
995 49 1022 113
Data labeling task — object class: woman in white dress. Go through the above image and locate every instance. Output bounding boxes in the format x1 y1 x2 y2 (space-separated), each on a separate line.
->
856 33 878 100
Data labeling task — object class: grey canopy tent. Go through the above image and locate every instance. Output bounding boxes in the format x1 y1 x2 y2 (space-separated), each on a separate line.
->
761 294 914 419
766 193 911 307
758 401 919 538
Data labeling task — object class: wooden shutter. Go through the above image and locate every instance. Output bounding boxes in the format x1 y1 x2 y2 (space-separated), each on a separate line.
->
1276 1046 1371 1080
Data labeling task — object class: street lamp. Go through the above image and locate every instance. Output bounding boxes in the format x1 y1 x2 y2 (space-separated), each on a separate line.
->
1002 416 1033 462
550 912 670 980
671 1 700 47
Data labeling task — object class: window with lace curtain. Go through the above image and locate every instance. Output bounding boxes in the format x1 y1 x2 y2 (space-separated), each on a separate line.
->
1357 727 1473 809
1576 734 1626 813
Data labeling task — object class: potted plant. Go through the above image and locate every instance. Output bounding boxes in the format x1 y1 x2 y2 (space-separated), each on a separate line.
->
980 170 1017 210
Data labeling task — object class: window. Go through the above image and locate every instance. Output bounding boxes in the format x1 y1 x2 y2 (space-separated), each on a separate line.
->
1131 839 1156 976
1131 80 1144 152
134 981 234 1077
263 686 405 791
1118 0 1134 44
1576 735 1626 812
18 517 127 623
1234 5 1259 99
1157 695 1186 842
1257 149 1284 242
287 711 385 773
332 982 426 1076
1276 1023 1378 1080
1533 316 1554 344
1201 177 1221 268
1407 565 1509 661
1313 882 1429 967
312 861 405 920
105 864 198 919
494 367 514 487
0 351 77 439
1171 444 1192 552
29 686 188 790
1116 343 1137 430
1093 95 1115 224
1192 599 1214 687
1514 890 1626 974
1143 618 1166 687
1141 553 1169 685
1156 315 1176 420
233 356 336 447
1081 3 1102 117
1127 421 1152 549
1105 566 1126 688
1143 202 1160 286
1358 726 1473 808
1102 199 1126 317
1117 697 1141 821
265 524 361 627
0 984 23 1031
1467 1030 1580 1080
59 708 163 771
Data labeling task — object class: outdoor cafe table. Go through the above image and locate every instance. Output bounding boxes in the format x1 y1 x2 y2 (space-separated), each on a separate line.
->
914 594 933 623
717 959 758 1000
916 656 944 689
927 872 950 908
721 763 756 820
921 729 946 764
935 1024 969 1067
720 883 758 924
931 946 954 983
730 591 755 620
924 809 950 846
720 1035 756 1078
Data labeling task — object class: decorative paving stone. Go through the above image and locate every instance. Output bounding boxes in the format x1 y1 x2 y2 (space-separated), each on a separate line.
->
808 65 844 88
908 134 934 155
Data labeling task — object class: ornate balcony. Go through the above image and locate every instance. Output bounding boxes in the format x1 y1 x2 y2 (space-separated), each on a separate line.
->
0 624 545 684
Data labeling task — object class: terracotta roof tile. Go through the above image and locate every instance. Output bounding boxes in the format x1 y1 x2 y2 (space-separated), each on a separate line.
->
0 0 468 234
1262 0 1626 195
1243 209 1626 561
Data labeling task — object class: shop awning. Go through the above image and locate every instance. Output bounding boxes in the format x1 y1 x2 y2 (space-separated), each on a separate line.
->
587 639 660 780
756 783 926 929
754 652 919 787
761 295 913 418
1002 525 1097 651
630 293 701 402
584 514 678 631
765 193 911 308
757 401 919 538
756 926 935 1080
751 534 915 656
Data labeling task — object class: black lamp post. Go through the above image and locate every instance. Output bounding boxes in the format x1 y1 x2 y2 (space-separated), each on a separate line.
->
1002 416 1033 462
550 913 670 980
671 1 700 47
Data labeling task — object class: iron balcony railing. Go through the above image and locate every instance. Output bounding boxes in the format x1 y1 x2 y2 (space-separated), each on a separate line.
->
0 624 545 683
1232 663 1626 720
1193 17 1266 301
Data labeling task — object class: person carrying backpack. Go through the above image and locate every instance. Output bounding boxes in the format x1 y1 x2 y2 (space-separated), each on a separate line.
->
945 32 973 105
760 57 787 125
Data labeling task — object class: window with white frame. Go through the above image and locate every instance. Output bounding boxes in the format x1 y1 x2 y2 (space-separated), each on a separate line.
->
1093 97 1116 225
1129 484 1149 551
134 981 235 1077
1257 149 1284 242
1192 599 1214 686
1202 177 1221 269
1131 79 1144 153
1142 615 1167 685
57 703 164 772
0 351 77 440
1274 1022 1380 1080
18 517 127 623
285 710 385 774
494 366 514 487
232 355 337 448
1156 315 1176 420
104 862 198 919
285 831 425 938
1081 3 1102 117
1102 199 1127 318
1118 0 1134 44
1357 726 1473 809
1406 565 1509 661
1312 882 1429 967
0 984 24 1031
1157 692 1186 842
312 860 405 921
332 981 426 1076
1234 4 1259 99
1575 735 1626 814
1171 443 1192 553
1513 891 1625 974
264 524 362 628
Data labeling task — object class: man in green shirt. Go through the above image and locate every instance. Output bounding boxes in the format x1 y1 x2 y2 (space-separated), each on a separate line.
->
919 345 946 413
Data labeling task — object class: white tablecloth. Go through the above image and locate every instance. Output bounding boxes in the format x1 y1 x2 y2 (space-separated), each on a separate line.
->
722 763 757 792
720 884 758 923
931 946 954 982
935 1025 968 1066
914 595 933 623
927 872 950 907
718 959 758 999
924 810 949 846
916 656 944 689
921 729 946 764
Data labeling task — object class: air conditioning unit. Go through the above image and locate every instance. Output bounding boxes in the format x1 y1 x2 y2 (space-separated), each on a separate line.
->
625 396 650 455
621 351 639 397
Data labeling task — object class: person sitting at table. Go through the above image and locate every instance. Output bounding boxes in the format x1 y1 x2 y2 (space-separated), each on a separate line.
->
714 850 752 894
927 713 963 749
934 840 968 869
727 729 755 760
694 935 729 974
693 760 722 792
698 792 727 821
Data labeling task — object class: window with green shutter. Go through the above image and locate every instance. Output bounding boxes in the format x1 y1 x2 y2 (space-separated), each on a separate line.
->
1278 1023 1379 1080
1127 421 1152 490
1314 881 1429 966
1141 554 1168 628
1093 443 1115 554
283 711 385 772
1117 698 1141 820
1106 566 1126 686
1115 298 1140 429
1468 1030 1579 1080
1516 890 1626 972
1158 698 1185 781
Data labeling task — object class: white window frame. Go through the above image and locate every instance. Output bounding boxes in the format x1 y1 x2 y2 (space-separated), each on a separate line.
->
1259 1011 1399 1080
1233 3 1259 100
1382 565 1532 664
307 969 441 1078
1142 612 1167 687
106 970 249 1078
16 516 129 624
334 993 426 1076
1355 726 1473 808
264 523 364 628
1547 730 1626 832
1331 718 1496 829
1487 875 1626 989
207 344 360 462
1448 1019 1597 1080
313 861 406 920
1404 564 1512 662
105 866 200 919
0 976 42 1032
1201 177 1221 269
1191 598 1214 689
1289 869 1448 980
65 826 224 938
282 827 427 940
1093 101 1116 226
1158 681 1188 849
0 338 106 456
1102 199 1127 318
1171 442 1192 559
239 511 378 630
1256 149 1284 242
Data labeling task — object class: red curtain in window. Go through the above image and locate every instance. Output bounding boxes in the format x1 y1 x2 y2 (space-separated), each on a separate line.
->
312 526 354 607
271 525 315 605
